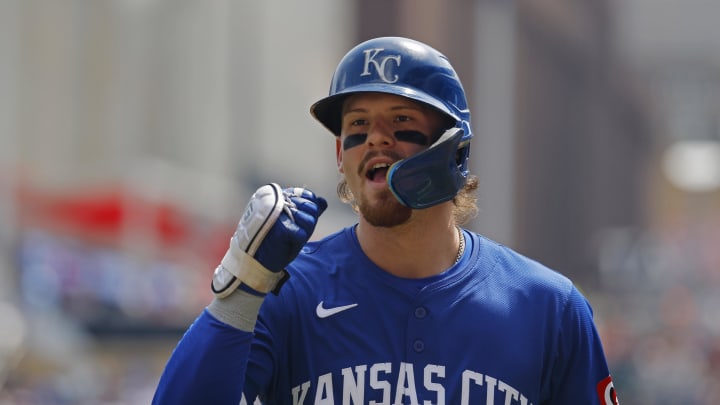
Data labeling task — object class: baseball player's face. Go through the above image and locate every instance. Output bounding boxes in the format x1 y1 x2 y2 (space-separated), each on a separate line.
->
336 92 447 226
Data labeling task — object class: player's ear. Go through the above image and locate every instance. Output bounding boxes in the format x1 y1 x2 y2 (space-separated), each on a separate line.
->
336 138 344 173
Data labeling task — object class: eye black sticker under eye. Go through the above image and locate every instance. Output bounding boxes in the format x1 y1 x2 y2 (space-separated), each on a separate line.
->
395 130 429 146
343 134 367 150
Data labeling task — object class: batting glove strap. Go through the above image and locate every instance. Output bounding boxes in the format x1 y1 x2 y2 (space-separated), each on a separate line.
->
217 239 289 296
211 183 287 298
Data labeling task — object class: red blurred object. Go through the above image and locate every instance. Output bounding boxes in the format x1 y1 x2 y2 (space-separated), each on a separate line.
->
47 189 186 244
14 181 234 264
16 183 188 247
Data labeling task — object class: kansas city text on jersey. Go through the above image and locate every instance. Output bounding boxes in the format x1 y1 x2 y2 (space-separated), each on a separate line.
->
285 361 534 405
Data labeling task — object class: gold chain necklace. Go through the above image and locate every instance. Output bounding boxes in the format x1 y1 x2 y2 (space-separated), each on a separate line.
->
455 227 465 263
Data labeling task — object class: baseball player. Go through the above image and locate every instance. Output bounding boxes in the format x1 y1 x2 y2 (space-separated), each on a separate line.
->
153 37 619 405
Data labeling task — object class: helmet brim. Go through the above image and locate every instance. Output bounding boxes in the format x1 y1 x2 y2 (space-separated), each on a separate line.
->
310 83 459 137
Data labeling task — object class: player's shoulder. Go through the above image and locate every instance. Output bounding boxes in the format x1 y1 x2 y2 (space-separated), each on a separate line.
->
284 226 355 278
470 231 575 297
299 226 350 255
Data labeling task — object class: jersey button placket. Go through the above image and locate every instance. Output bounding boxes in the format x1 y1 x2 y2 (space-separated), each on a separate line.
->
409 305 429 354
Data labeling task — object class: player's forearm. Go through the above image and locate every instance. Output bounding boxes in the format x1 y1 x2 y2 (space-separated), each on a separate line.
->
152 309 255 405
208 288 266 331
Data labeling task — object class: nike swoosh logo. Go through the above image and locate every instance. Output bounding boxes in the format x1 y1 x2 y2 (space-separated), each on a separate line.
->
316 301 358 318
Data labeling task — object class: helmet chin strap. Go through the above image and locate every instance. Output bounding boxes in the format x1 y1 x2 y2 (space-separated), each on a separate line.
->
387 127 468 209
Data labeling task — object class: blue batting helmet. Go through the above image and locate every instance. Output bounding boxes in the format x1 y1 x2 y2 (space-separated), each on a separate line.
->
310 37 473 209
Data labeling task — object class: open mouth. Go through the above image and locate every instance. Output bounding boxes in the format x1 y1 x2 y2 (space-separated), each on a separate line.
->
366 162 391 182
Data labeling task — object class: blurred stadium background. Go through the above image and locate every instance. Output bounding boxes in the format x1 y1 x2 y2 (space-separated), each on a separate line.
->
1 0 719 403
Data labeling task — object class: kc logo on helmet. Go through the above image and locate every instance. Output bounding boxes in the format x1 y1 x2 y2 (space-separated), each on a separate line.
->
361 48 401 83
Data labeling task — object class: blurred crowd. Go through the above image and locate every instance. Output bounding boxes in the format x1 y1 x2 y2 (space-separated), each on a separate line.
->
594 218 720 404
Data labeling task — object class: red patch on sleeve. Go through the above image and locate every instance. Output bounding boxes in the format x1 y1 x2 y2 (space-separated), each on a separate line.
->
596 375 619 405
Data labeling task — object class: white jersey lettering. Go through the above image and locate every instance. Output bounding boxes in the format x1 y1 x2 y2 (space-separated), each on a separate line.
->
314 373 334 405
369 362 392 405
290 362 532 404
461 370 484 404
423 364 445 405
341 365 366 405
292 381 310 405
498 379 519 405
485 375 498 403
393 362 419 405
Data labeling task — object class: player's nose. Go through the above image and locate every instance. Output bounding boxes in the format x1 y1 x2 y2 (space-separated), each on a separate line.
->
366 120 396 148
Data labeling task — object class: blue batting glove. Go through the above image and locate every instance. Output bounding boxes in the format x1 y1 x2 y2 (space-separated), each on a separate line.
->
211 183 327 297
254 187 328 272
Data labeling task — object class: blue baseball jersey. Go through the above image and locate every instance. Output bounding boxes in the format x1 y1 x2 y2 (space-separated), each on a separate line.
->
153 226 617 404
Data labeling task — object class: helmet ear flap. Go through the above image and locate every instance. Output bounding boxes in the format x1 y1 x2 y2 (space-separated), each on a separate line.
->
387 128 468 209
456 143 470 169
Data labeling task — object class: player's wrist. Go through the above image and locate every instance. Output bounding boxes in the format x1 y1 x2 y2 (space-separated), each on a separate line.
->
207 288 265 332
237 282 267 297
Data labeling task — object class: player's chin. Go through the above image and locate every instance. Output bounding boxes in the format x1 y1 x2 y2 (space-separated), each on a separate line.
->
360 185 394 205
359 192 411 227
